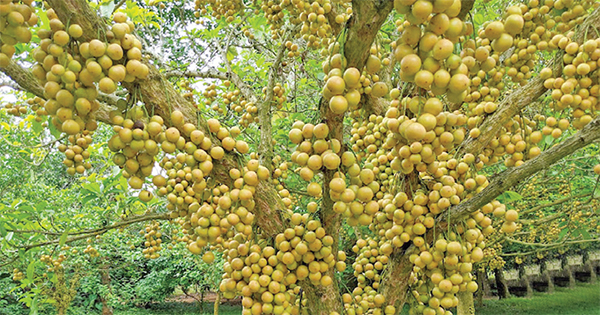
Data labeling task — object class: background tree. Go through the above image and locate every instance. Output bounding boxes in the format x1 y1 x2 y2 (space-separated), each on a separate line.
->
1 0 600 315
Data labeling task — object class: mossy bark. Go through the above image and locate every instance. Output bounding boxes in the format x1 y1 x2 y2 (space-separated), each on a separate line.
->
457 291 475 315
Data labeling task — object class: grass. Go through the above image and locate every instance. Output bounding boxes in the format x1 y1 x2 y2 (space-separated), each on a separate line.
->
114 282 600 315
473 282 600 315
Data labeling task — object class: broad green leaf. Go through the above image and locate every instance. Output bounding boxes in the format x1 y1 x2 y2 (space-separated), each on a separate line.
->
26 261 35 281
29 297 37 315
579 229 591 240
59 229 69 246
35 201 47 212
82 182 101 195
497 191 522 203
47 116 61 138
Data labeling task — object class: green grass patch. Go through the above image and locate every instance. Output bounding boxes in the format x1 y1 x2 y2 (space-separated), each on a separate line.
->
475 282 600 315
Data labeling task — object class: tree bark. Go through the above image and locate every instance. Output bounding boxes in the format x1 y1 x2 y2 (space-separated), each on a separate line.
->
214 291 221 315
304 2 395 313
495 269 509 299
457 291 475 315
100 261 113 315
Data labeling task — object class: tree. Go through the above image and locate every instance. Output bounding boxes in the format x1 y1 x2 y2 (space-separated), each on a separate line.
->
1 0 600 314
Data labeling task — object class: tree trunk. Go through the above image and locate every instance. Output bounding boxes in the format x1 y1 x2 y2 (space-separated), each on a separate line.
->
100 261 113 315
495 269 509 299
213 291 221 315
457 291 475 315
301 278 344 315
475 269 488 308
199 287 204 314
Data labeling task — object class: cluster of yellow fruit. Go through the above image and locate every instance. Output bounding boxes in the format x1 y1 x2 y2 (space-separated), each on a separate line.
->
2 97 45 119
479 116 541 168
194 0 241 23
57 133 93 175
321 44 392 115
12 268 24 281
108 111 164 198
83 244 99 258
480 236 505 271
342 288 396 315
31 9 148 175
409 235 483 314
394 0 471 101
295 0 529 313
40 253 67 272
202 82 218 106
293 0 350 47
0 0 37 67
322 65 363 115
351 237 392 292
284 40 300 58
464 0 597 168
129 112 259 260
219 84 257 128
218 213 346 315
543 37 599 128
288 122 342 186
263 82 287 109
141 221 163 259
180 80 197 103
184 178 258 252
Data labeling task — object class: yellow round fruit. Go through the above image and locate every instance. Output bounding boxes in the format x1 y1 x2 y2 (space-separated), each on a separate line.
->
329 95 348 114
400 54 422 75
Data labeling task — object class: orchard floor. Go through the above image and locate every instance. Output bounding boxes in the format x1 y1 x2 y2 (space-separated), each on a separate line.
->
115 282 600 315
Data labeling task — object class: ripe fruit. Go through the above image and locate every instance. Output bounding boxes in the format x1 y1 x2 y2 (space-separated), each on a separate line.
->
329 95 348 114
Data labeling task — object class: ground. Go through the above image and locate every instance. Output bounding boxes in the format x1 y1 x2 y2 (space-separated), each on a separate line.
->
112 282 600 315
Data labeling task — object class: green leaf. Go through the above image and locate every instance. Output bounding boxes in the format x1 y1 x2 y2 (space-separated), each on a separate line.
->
5 231 13 241
497 191 523 203
31 119 43 134
26 261 35 281
580 229 591 240
82 182 101 195
47 116 61 139
35 201 47 212
59 229 69 247
29 297 37 315
99 2 115 18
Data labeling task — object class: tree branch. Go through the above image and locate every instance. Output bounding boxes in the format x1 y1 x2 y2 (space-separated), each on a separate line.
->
520 192 592 216
457 0 476 20
220 25 259 104
20 213 171 251
446 115 600 222
257 27 295 169
505 237 600 248
459 6 600 157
